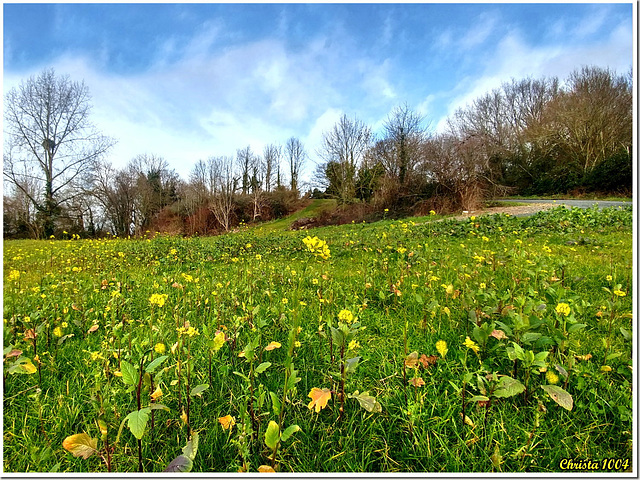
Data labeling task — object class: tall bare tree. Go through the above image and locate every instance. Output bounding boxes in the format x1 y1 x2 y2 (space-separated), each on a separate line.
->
318 114 372 203
263 144 281 193
3 69 114 237
383 103 429 186
207 156 237 231
285 137 306 196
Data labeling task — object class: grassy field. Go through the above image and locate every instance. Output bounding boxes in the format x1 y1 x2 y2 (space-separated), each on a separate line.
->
2 205 633 473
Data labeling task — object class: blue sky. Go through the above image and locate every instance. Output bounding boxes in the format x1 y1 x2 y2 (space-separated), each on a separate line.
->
3 3 634 182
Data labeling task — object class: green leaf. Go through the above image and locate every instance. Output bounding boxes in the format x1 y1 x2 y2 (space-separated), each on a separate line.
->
493 376 525 398
149 403 170 411
469 395 490 403
269 391 281 415
232 371 250 382
8 357 37 375
541 385 573 411
62 433 98 459
264 421 280 450
606 352 622 361
344 356 361 375
620 327 632 341
567 323 587 334
521 332 542 344
190 384 209 397
255 362 272 374
145 355 168 373
348 391 382 413
126 408 151 440
331 327 346 348
121 360 138 386
280 424 301 442
182 431 199 461
163 455 193 473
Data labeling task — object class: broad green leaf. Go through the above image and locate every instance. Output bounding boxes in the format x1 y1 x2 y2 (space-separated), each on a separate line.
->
349 391 382 413
121 360 138 386
126 408 151 440
507 342 525 361
521 332 542 344
255 362 272 374
190 384 209 397
148 403 170 411
182 431 199 461
62 433 98 459
568 323 587 334
331 326 346 348
280 424 301 442
541 385 573 411
493 376 525 398
163 455 192 473
145 355 168 373
606 352 622 361
286 368 301 390
620 327 632 341
345 356 361 375
8 357 37 375
265 421 280 450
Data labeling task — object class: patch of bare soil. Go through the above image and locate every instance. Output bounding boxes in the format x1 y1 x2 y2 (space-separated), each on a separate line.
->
451 203 554 220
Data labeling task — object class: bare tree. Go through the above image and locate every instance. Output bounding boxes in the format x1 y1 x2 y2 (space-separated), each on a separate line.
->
90 161 138 236
263 144 281 193
318 114 372 203
207 156 237 231
538 66 632 173
285 137 306 196
383 103 429 186
3 69 114 237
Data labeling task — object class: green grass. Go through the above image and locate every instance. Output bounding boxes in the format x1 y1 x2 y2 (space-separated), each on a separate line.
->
3 205 633 473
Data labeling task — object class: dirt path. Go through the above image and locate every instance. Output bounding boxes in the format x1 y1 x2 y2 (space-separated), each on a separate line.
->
449 203 555 220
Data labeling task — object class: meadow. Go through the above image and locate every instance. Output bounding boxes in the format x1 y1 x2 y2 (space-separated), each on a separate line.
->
2 205 634 473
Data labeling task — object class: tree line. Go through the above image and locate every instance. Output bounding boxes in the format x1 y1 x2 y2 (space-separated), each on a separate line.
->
3 66 632 239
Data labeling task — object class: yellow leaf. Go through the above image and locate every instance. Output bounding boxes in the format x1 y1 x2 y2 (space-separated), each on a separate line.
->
180 409 188 425
404 351 419 368
62 433 98 459
218 415 236 430
307 387 331 413
258 465 276 473
151 387 163 400
264 341 282 351
88 324 99 333
113 371 123 377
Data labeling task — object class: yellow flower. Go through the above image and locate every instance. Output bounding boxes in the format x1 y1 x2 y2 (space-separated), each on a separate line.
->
53 326 63 337
555 303 571 316
613 289 626 297
149 293 168 307
338 309 354 323
606 275 613 281
348 340 360 351
443 306 451 316
546 370 559 385
436 340 448 358
429 210 436 216
218 415 236 430
154 343 166 355
600 365 612 373
8 270 20 281
294 341 302 348
479 282 486 289
463 336 480 354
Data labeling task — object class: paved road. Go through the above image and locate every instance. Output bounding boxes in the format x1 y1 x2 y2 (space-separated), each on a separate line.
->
498 198 632 209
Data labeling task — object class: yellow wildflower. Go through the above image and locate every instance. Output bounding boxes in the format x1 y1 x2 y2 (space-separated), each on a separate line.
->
338 309 354 323
463 336 480 354
154 343 166 355
555 303 571 316
436 340 448 358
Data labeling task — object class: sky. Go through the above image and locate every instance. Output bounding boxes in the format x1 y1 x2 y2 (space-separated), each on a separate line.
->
3 2 635 183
